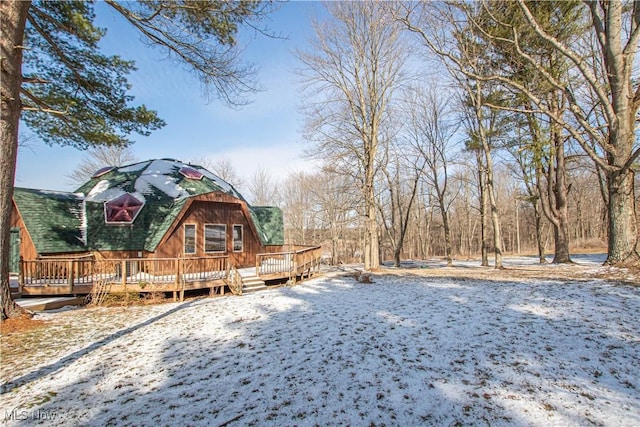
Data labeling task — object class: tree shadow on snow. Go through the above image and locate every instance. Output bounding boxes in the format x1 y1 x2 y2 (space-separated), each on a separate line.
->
0 298 203 395
11 274 640 426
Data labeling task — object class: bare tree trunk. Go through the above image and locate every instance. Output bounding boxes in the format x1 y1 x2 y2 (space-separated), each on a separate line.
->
485 154 503 269
534 200 547 264
477 150 489 267
365 191 380 270
607 169 638 265
364 148 380 270
439 197 453 267
473 86 503 269
1 0 31 320
551 130 572 264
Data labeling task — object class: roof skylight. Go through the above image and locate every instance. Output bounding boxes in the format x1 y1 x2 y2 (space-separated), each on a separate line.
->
92 166 115 178
104 193 144 224
179 167 204 181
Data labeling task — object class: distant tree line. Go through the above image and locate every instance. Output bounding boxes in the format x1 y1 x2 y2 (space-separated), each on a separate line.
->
282 1 639 270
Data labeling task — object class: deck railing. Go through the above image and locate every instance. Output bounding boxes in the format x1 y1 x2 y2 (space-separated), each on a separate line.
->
256 245 323 281
20 256 230 291
18 247 323 295
256 251 294 277
21 258 96 291
182 256 228 282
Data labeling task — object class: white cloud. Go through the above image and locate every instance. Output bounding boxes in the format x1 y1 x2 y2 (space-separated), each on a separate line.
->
205 143 321 184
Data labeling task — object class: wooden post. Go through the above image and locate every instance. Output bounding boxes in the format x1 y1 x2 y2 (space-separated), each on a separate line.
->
255 255 260 278
174 258 181 302
179 258 184 302
68 260 74 294
121 260 127 292
18 256 24 296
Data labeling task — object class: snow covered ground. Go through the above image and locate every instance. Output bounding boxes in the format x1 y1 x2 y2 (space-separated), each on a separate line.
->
2 255 639 426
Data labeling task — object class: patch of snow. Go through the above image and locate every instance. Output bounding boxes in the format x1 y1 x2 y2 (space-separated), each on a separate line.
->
388 254 608 270
130 159 188 199
82 159 243 203
84 180 124 203
2 264 638 426
135 173 188 199
66 200 86 244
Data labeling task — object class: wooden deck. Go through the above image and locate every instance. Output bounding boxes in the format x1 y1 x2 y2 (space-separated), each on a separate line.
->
11 246 323 300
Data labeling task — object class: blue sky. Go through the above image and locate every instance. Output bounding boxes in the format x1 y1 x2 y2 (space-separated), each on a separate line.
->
15 1 323 191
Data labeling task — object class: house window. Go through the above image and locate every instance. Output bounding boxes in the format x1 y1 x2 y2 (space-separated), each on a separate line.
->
233 225 243 252
184 224 196 254
204 224 226 253
104 193 144 224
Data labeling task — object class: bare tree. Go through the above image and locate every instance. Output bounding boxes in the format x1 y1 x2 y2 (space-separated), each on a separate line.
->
67 145 137 187
297 2 409 270
279 171 315 245
400 1 640 266
314 166 361 264
505 123 549 264
192 156 245 192
248 166 278 206
405 84 459 266
378 142 425 267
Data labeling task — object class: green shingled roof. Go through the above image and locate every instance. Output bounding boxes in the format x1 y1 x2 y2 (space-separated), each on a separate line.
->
251 206 285 246
15 159 284 254
13 188 85 254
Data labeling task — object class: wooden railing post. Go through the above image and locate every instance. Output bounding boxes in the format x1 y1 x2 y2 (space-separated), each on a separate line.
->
121 260 127 291
175 258 181 287
174 258 181 301
18 256 24 295
68 260 74 293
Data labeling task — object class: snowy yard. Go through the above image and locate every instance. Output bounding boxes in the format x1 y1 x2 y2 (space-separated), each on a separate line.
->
1 255 639 426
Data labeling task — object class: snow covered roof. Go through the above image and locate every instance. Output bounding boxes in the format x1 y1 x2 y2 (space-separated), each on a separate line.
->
77 158 245 204
13 159 283 254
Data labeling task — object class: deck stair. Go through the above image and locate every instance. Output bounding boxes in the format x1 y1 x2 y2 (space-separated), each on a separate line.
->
238 268 267 294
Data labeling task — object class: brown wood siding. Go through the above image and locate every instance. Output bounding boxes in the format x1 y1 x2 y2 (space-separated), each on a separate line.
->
155 200 265 267
11 203 38 260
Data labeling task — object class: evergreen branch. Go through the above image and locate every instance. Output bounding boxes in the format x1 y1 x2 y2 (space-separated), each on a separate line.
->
21 87 69 115
26 10 91 96
22 76 50 84
516 0 616 125
105 0 257 106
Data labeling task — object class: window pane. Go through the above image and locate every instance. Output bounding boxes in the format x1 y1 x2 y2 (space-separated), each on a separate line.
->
184 224 196 254
233 225 243 252
205 224 226 252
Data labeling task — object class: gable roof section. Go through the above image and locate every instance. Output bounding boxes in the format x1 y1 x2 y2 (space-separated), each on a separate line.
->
13 188 86 254
251 206 284 246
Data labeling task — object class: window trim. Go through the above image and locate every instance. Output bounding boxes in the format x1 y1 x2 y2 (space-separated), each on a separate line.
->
204 223 226 253
184 224 196 255
103 193 144 225
232 224 243 252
